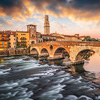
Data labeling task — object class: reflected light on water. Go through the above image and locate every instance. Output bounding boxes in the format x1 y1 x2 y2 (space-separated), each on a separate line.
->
0 58 5 64
84 53 100 74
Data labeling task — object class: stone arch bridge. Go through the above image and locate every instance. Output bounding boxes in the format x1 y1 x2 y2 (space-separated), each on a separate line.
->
30 41 100 62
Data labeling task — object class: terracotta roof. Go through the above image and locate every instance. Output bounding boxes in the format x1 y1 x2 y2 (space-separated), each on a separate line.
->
79 36 85 38
27 24 36 26
50 33 59 35
36 32 41 34
0 32 7 34
16 31 28 33
42 34 56 37
8 31 16 35
63 35 76 37
0 31 16 35
56 36 65 39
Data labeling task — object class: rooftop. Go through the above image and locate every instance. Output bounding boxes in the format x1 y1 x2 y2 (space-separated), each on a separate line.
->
42 34 56 37
16 31 28 33
27 24 36 26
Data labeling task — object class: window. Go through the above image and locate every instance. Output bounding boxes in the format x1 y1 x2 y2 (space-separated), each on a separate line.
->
2 42 4 45
21 34 26 35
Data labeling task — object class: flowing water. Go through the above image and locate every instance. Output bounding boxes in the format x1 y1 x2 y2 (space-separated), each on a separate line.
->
0 55 100 100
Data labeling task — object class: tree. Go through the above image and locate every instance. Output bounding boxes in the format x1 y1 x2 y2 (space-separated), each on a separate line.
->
7 42 10 48
83 36 99 42
83 36 91 41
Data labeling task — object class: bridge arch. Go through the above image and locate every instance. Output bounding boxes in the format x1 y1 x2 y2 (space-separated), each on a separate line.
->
31 47 40 55
75 49 95 61
53 47 70 58
40 48 49 56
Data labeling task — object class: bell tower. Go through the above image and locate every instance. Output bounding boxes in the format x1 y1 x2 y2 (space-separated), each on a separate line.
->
27 24 36 44
44 15 50 34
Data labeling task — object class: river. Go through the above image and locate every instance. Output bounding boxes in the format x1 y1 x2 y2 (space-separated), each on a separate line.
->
0 55 100 100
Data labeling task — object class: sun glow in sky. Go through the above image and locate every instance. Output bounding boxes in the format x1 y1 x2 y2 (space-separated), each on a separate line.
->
0 0 100 38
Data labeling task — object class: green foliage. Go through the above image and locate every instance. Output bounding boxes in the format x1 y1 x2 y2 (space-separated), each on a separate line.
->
83 36 99 42
84 53 92 60
25 50 27 53
18 51 20 54
21 44 27 48
21 51 23 54
16 43 27 48
28 45 31 53
16 43 20 48
7 42 10 48
6 51 9 56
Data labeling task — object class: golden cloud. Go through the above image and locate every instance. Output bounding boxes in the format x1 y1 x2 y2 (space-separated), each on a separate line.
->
0 0 100 23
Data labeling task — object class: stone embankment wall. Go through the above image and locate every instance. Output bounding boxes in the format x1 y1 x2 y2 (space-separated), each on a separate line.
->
0 48 30 57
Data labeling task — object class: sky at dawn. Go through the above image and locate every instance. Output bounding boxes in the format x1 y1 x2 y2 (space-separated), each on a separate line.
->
0 0 100 38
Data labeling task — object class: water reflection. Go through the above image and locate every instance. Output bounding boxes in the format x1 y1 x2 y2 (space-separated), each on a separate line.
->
0 58 5 65
83 53 100 79
84 53 100 73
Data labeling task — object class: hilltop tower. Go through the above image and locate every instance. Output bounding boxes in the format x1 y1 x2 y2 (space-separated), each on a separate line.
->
44 15 50 34
27 24 37 44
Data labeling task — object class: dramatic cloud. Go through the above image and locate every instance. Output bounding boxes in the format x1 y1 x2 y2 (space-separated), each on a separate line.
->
0 0 34 21
0 0 100 22
28 0 100 22
0 0 24 16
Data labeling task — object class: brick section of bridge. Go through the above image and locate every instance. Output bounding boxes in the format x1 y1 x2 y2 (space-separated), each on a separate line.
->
30 41 100 62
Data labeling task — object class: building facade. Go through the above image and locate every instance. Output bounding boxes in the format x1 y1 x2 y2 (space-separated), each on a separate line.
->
0 31 9 56
0 15 86 52
9 31 16 48
16 31 29 48
27 24 37 44
0 32 9 49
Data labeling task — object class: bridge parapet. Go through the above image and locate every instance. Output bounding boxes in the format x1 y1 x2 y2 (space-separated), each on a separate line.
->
31 41 100 47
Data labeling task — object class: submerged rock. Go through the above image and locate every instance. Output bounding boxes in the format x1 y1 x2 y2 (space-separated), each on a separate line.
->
93 78 100 84
94 89 100 95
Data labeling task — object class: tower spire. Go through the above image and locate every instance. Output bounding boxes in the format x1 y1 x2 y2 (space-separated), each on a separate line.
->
44 15 50 34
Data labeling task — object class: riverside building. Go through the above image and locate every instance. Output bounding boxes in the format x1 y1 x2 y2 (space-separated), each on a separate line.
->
0 15 85 50
0 31 9 55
